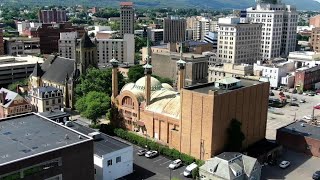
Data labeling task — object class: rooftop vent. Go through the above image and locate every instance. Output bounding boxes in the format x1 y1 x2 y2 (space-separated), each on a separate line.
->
301 123 305 127
65 134 69 140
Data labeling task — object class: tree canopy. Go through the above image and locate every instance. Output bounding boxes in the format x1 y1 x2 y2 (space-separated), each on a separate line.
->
75 67 125 98
75 91 110 124
127 65 145 83
7 78 28 92
225 119 245 152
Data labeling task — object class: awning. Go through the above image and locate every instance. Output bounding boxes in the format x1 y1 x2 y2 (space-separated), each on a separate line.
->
136 121 145 126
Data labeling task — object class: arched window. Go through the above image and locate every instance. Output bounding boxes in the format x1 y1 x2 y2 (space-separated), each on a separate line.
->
122 96 134 108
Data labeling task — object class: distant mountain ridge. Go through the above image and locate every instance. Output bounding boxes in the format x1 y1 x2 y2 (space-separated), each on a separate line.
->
2 0 320 10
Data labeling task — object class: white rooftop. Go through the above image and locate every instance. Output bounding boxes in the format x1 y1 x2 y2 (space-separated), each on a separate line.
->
0 56 44 68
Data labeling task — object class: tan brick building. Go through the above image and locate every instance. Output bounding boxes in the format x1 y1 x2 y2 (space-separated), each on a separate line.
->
310 27 320 52
112 54 269 159
310 15 320 28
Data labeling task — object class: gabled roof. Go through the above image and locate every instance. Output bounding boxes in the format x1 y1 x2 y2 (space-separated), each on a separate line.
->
41 57 75 85
0 88 21 108
78 33 96 48
31 62 44 77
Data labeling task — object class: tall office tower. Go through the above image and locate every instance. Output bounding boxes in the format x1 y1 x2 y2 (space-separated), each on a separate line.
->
247 0 298 60
58 32 78 59
217 17 262 64
0 29 4 55
38 9 67 24
120 2 134 37
187 16 218 41
163 17 186 43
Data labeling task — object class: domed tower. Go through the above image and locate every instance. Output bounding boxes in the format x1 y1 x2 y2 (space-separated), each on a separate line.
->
76 33 97 74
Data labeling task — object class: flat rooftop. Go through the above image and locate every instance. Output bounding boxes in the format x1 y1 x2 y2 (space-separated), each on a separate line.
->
278 121 320 141
185 78 264 95
0 56 44 68
71 124 131 157
0 113 91 166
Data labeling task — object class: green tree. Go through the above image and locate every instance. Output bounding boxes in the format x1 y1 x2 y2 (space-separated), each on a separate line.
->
76 68 125 98
75 91 110 124
7 79 28 92
135 37 150 53
127 65 144 83
225 119 245 152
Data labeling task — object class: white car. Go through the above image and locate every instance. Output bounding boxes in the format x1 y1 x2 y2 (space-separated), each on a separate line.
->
303 115 314 120
279 161 290 169
145 150 158 158
299 99 306 103
169 159 182 169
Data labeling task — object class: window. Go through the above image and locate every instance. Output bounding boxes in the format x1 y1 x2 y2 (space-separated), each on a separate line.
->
116 156 121 163
46 101 49 105
107 159 112 166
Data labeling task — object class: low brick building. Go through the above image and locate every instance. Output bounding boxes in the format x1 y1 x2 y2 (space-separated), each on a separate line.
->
0 113 94 180
276 121 320 157
295 66 320 91
0 88 32 119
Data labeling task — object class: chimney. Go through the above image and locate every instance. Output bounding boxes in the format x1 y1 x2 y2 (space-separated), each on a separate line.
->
0 92 6 105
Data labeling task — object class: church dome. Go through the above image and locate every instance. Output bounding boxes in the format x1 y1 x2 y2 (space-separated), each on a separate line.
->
134 76 163 91
161 83 174 91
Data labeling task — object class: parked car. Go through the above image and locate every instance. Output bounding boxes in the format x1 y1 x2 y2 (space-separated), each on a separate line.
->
65 121 73 127
145 150 158 158
169 159 182 169
137 149 147 156
292 97 297 101
183 162 198 177
309 93 315 96
303 115 314 120
289 103 299 107
279 161 290 169
312 171 320 180
300 99 306 103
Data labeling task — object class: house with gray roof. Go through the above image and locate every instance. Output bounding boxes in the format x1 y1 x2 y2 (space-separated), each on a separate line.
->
199 152 261 180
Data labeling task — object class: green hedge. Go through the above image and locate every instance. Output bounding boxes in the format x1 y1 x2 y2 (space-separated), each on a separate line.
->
102 127 204 166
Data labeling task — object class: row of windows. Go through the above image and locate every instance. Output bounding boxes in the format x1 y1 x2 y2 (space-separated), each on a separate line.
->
107 156 122 166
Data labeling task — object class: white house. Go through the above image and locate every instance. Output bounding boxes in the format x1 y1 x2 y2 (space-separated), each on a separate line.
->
254 60 295 88
73 125 133 180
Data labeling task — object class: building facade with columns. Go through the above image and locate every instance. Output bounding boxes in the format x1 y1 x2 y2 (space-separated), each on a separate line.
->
111 46 270 160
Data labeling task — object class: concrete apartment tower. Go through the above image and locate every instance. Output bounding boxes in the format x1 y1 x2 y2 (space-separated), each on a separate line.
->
120 2 134 37
247 0 298 60
177 44 186 92
164 17 187 43
76 33 98 74
217 17 262 64
110 48 119 102
59 32 78 60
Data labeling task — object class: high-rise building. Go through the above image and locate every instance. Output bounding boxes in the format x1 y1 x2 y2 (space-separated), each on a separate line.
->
187 16 218 41
0 29 4 55
37 23 85 54
120 2 134 37
247 0 298 60
59 32 78 59
163 17 186 43
39 9 67 24
310 27 320 52
96 34 135 65
217 17 262 64
309 15 320 28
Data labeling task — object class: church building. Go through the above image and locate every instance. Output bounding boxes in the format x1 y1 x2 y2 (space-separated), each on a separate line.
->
112 44 270 160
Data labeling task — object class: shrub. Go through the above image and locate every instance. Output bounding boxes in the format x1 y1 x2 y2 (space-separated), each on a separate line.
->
109 128 199 165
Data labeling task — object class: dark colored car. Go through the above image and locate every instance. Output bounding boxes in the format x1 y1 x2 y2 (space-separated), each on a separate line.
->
313 171 320 180
289 103 299 107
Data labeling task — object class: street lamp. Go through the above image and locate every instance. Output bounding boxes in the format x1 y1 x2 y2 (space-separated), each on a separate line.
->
145 129 148 149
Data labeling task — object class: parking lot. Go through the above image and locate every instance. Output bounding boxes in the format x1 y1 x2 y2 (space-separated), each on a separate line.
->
120 145 190 180
266 90 320 140
262 149 320 180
